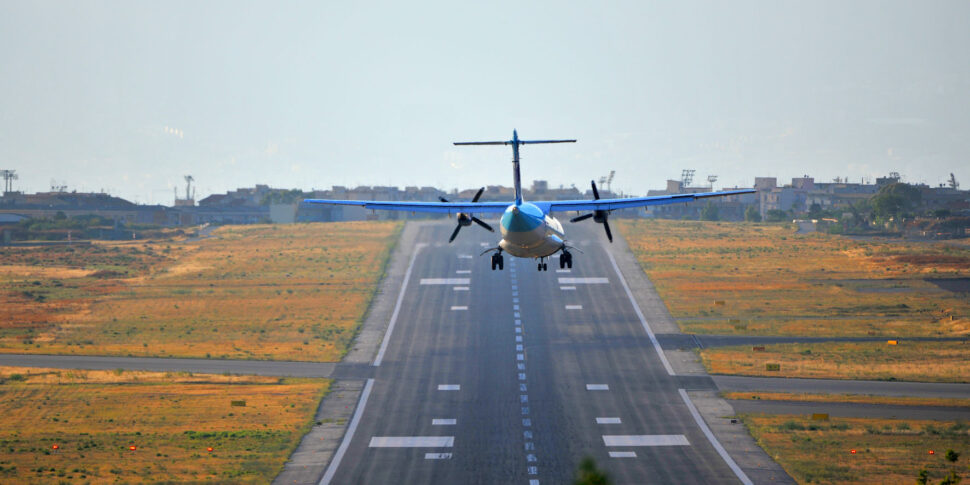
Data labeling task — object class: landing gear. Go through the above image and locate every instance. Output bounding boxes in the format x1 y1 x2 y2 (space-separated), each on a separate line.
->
490 252 504 271
536 257 548 271
560 250 573 269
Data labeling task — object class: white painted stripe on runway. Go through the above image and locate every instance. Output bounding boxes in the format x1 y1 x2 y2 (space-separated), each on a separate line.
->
586 384 609 391
514 312 521 318
512 285 518 290
556 269 571 273
515 335 523 342
602 435 689 447
679 388 753 484
530 479 539 485
609 451 637 458
515 319 521 325
558 277 609 284
515 327 522 333
512 291 518 297
455 270 471 274
432 419 456 425
438 384 460 391
458 254 473 259
373 243 425 367
513 304 520 310
513 297 519 303
517 363 525 370
565 305 583 310
320 378 374 485
517 353 525 361
421 278 470 285
425 452 453 459
520 383 527 391
607 251 676 376
369 436 454 447
560 286 576 290
453 286 469 291
451 306 468 311
596 417 622 424
516 344 523 351
518 373 526 380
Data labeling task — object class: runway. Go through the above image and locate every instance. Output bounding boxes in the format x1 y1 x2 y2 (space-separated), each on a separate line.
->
322 222 748 484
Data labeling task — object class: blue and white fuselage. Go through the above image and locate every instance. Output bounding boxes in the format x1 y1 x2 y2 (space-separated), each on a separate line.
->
499 202 566 258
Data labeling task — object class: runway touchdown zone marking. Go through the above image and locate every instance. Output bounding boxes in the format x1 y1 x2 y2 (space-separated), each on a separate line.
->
596 417 622 424
437 384 460 391
421 278 470 285
369 436 455 447
451 306 468 311
432 419 456 425
565 305 583 310
558 277 609 284
586 384 609 391
602 435 689 447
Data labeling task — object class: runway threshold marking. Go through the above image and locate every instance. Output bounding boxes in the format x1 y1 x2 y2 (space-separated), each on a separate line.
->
602 435 689 446
369 436 454 447
607 250 676 376
679 389 754 485
458 254 473 259
432 419 456 425
596 417 622 424
421 278 470 285
558 277 609 284
586 384 609 391
438 384 460 391
319 378 374 485
373 243 426 367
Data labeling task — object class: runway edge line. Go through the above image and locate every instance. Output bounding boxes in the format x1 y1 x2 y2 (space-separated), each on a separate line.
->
678 389 753 485
373 243 424 367
319 378 375 485
607 250 676 376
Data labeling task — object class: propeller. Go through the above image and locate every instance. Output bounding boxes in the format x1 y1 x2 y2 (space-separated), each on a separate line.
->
569 180 613 242
441 187 494 243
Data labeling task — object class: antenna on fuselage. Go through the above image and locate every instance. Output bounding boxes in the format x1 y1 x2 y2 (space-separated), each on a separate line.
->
454 130 575 206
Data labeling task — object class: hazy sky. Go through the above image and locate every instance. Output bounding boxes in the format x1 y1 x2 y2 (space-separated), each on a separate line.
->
2 1 968 203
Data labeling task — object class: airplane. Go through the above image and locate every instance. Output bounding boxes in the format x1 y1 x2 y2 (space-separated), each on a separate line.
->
303 130 754 272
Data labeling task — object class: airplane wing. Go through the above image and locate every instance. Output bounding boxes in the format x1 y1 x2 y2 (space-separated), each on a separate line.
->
302 199 510 215
534 189 756 213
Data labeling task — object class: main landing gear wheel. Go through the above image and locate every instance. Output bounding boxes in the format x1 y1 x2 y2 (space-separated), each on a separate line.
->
561 250 573 269
490 253 504 271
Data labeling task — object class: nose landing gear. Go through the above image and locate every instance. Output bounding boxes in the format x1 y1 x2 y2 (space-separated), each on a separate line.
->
490 251 504 271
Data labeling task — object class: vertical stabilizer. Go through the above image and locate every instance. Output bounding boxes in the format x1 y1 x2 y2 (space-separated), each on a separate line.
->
454 131 576 206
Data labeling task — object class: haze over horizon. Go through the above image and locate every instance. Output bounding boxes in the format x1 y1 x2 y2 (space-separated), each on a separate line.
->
2 1 968 204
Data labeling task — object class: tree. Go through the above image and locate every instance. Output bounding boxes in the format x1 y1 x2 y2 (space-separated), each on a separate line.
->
744 205 761 222
917 468 929 485
946 449 960 463
808 202 823 220
870 182 921 221
700 202 719 221
765 209 789 223
574 457 611 485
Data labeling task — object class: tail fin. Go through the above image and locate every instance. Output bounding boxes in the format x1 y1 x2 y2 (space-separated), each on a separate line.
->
454 130 576 206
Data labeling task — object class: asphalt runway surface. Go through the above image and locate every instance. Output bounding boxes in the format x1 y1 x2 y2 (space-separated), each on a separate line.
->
320 223 748 485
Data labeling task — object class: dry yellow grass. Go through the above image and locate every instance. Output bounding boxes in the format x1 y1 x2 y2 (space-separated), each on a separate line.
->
722 391 970 408
0 365 329 484
617 219 970 337
701 341 969 383
0 221 401 361
742 414 970 484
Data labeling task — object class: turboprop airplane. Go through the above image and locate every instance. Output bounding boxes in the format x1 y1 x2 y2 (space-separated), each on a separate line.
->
303 130 754 272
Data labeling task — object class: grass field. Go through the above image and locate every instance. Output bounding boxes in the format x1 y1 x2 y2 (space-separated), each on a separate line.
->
616 219 970 337
742 414 969 484
701 341 969 383
0 366 329 484
722 391 970 408
0 221 401 361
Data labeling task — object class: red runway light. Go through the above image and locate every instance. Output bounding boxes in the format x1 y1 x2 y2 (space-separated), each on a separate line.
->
129 445 137 451
52 444 59 450
850 449 856 454
929 450 935 455
207 447 213 452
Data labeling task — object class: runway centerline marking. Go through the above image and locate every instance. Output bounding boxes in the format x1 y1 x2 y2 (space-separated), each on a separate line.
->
420 278 470 285
565 305 583 310
558 277 609 284
451 306 468 311
586 384 609 391
602 435 689 447
432 419 457 425
438 384 460 391
596 417 622 424
369 436 454 448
